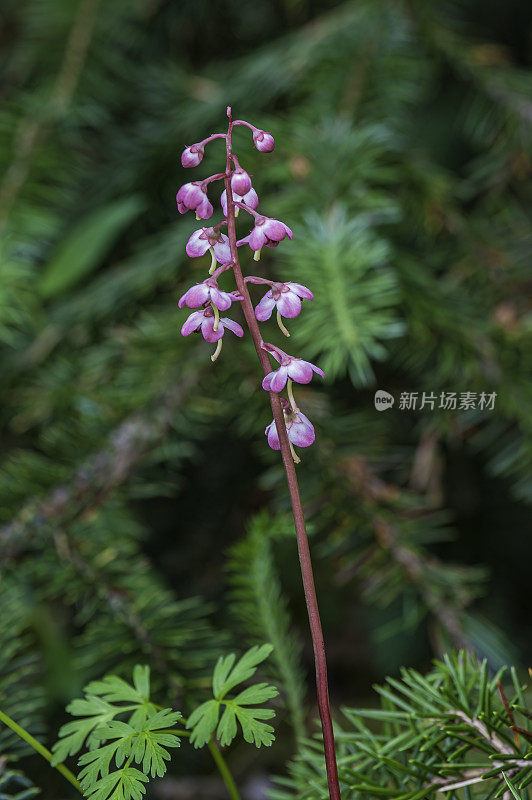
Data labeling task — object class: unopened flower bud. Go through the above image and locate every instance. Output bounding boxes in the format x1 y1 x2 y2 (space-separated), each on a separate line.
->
231 168 252 196
253 130 275 153
181 144 204 168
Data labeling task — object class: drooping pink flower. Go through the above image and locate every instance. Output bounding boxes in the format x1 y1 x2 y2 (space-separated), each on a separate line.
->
178 277 235 311
253 130 275 153
221 187 259 217
181 144 204 168
186 227 231 264
262 347 324 392
253 281 313 321
265 399 315 450
181 306 243 343
176 182 213 219
237 216 293 256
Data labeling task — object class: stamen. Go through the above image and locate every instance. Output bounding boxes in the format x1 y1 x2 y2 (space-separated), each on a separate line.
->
287 379 299 412
211 339 223 362
253 249 261 261
289 441 301 464
277 310 290 337
208 248 217 275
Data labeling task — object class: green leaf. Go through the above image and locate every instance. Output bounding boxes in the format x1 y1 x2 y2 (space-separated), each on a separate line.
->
187 700 220 748
188 646 277 749
227 703 276 747
51 696 120 764
212 644 274 700
78 709 181 785
39 195 145 299
83 767 149 800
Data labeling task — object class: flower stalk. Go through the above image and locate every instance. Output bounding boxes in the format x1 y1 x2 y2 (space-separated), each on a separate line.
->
222 107 341 800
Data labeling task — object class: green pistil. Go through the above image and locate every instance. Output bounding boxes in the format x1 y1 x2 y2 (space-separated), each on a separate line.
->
287 378 299 412
276 310 290 337
212 302 220 331
208 247 217 274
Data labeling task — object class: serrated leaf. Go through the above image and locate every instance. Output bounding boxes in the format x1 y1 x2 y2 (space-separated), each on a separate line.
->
187 700 220 748
51 696 118 764
212 645 274 699
83 767 149 800
233 683 279 705
233 705 276 747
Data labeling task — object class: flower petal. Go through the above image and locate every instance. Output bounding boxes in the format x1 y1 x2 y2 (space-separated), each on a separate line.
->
220 189 228 217
179 283 210 309
277 291 302 318
236 234 251 247
212 239 232 264
196 197 213 219
210 288 233 311
289 414 315 447
262 372 274 391
255 292 276 321
286 282 313 300
287 360 314 384
249 225 267 251
270 367 288 392
201 316 224 342
242 187 259 210
181 311 204 336
263 219 287 242
220 317 244 337
186 230 209 258
265 421 280 450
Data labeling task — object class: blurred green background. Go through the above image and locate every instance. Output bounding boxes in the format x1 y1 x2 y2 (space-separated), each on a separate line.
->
0 0 531 796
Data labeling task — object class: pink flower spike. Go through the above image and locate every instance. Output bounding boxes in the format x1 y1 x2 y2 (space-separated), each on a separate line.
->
176 181 213 219
178 277 234 311
181 144 204 168
186 227 232 264
253 129 275 152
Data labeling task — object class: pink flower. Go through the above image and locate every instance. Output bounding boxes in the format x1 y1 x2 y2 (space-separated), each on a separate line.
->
181 306 243 343
253 130 275 153
265 400 315 450
181 144 204 168
186 227 231 264
254 281 313 321
237 216 293 255
221 187 259 216
176 182 213 219
178 277 235 311
262 349 324 392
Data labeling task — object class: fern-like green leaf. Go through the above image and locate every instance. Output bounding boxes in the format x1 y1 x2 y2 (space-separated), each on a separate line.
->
83 767 149 800
187 645 278 749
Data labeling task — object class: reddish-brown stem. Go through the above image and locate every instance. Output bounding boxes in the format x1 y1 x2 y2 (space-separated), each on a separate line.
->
224 108 341 800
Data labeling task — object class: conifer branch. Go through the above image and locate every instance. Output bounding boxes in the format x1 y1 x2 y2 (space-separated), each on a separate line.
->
0 369 198 559
0 0 103 228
